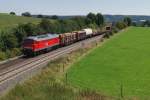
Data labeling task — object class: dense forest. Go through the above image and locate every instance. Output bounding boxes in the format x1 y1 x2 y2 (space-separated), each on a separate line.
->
0 12 130 61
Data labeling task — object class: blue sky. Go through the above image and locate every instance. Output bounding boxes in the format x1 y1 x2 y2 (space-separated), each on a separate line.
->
0 0 150 15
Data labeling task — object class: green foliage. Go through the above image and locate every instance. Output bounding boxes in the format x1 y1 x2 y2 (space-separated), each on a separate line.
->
10 12 16 15
51 15 59 20
39 18 52 33
88 23 98 29
59 19 80 33
86 12 105 27
132 22 137 26
71 16 87 29
17 23 38 36
21 12 31 17
142 20 150 27
87 12 97 24
116 21 127 29
123 17 132 26
0 31 18 50
13 24 27 44
37 14 43 18
11 48 22 57
96 13 104 26
0 51 6 61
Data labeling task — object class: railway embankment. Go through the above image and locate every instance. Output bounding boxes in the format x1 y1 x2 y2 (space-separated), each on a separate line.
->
0 34 116 100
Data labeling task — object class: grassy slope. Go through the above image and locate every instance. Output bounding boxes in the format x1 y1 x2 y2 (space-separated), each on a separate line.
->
0 13 41 30
68 27 150 98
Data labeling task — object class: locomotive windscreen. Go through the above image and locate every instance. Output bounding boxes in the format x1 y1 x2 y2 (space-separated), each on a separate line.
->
23 39 34 45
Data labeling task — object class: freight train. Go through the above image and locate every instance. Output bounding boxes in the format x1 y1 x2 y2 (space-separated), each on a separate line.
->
22 25 112 56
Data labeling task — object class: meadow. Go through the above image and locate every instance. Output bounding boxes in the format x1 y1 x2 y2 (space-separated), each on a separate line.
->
0 13 40 30
68 27 150 98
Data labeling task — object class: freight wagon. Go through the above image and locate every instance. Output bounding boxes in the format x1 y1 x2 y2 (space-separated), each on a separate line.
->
74 31 86 41
59 32 77 46
82 28 93 38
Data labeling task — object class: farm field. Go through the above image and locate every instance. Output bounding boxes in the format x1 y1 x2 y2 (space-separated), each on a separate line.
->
0 13 41 30
68 27 150 98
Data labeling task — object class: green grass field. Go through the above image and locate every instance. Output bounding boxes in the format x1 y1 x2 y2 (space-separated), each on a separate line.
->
0 13 41 30
68 27 150 98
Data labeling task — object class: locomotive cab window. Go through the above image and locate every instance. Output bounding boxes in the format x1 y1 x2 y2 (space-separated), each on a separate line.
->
23 39 34 45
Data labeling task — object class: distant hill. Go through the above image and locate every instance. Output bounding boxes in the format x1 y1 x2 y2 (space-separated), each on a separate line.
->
33 14 150 24
104 15 150 23
0 13 41 30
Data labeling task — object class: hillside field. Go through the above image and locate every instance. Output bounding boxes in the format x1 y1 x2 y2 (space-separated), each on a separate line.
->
68 27 150 98
0 13 41 30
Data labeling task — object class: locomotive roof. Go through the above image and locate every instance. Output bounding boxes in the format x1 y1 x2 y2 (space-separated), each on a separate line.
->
26 34 59 41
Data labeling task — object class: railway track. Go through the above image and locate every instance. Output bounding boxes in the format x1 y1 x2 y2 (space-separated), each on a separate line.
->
0 34 104 95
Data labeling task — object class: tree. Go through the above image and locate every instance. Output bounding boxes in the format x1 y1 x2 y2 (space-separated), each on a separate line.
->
37 14 43 18
10 12 16 15
14 23 39 40
0 33 4 51
132 22 137 26
22 12 31 17
20 23 38 36
142 20 150 27
123 17 132 26
116 21 127 30
13 24 26 44
39 18 52 32
86 12 97 24
71 16 86 29
96 13 104 26
51 15 58 20
0 31 18 50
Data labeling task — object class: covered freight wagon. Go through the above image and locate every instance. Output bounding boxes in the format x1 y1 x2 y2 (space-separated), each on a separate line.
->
82 28 93 38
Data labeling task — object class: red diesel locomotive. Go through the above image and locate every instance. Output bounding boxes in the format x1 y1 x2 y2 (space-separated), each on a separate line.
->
22 25 112 56
23 34 60 56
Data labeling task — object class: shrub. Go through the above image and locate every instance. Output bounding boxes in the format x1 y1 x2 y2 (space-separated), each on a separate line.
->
116 21 127 30
10 48 22 57
0 51 7 61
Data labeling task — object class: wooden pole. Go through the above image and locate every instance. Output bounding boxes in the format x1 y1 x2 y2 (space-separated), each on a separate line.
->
63 64 64 72
65 73 68 84
120 82 124 98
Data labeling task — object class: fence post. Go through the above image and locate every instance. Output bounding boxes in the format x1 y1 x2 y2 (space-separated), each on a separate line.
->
63 64 64 72
65 73 68 85
120 82 124 98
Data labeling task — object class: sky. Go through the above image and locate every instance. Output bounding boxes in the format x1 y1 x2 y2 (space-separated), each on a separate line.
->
0 0 150 15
